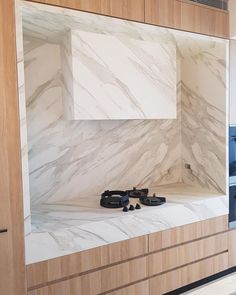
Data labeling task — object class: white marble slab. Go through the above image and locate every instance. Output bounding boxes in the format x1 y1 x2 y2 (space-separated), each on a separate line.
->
62 29 176 120
25 184 228 265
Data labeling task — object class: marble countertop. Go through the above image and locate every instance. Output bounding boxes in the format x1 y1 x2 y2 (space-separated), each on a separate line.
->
25 183 228 265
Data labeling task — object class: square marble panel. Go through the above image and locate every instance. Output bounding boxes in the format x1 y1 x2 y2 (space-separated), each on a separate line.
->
62 30 177 120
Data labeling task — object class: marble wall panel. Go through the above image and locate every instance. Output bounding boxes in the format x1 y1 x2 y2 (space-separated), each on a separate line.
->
181 42 227 193
62 30 176 120
20 1 227 208
24 37 182 205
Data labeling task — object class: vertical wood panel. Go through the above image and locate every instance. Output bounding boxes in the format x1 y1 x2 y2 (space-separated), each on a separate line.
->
145 0 229 38
0 0 26 294
228 229 236 267
145 0 181 29
24 0 145 22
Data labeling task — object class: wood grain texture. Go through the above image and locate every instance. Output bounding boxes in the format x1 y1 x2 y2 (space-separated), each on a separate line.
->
106 280 149 295
28 256 148 295
27 235 148 289
145 0 181 29
149 232 228 275
0 0 26 294
180 0 229 37
145 0 229 38
24 0 145 22
228 229 236 267
149 252 229 295
149 215 228 252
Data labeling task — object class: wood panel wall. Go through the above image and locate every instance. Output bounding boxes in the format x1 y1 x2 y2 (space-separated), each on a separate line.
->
0 0 26 294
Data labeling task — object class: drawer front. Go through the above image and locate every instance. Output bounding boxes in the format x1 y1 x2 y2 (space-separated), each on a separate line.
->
106 280 149 295
149 252 229 295
27 235 148 289
149 215 228 252
28 256 148 295
149 232 228 275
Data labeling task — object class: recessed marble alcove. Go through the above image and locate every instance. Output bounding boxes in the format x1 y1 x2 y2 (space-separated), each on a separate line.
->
15 1 228 264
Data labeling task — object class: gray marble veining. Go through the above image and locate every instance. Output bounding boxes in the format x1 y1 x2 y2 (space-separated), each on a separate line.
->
25 184 228 264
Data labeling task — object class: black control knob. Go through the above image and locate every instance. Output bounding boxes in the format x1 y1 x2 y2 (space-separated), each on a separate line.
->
153 193 156 197
135 203 141 209
129 204 135 211
123 206 129 212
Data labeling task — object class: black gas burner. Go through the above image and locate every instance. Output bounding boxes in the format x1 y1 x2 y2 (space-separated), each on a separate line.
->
100 190 129 208
139 193 166 206
126 187 148 198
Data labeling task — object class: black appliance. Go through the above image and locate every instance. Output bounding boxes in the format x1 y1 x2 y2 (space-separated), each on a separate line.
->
100 188 166 209
100 190 129 208
126 187 148 198
229 127 236 228
140 193 166 206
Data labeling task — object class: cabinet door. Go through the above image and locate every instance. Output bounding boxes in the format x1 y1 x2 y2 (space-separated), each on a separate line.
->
145 0 181 29
229 229 236 267
0 0 26 294
24 0 145 22
180 0 229 37
145 0 229 38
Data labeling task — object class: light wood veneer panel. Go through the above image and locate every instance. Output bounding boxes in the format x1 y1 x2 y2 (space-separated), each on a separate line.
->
228 229 236 267
0 0 26 294
180 0 229 37
27 235 148 289
25 0 145 22
149 215 228 252
107 280 149 295
149 232 228 275
145 0 229 38
145 0 181 29
28 256 148 295
149 252 229 295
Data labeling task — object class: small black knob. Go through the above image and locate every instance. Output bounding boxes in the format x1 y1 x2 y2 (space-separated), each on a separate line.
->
153 193 156 197
123 206 129 212
135 203 141 209
133 187 136 191
129 204 135 211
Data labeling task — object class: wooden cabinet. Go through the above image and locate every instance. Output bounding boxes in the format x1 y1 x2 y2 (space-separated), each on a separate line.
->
145 0 229 38
27 216 229 295
0 0 26 294
180 0 229 37
149 233 228 276
149 253 229 295
145 0 181 29
228 229 236 267
24 0 145 22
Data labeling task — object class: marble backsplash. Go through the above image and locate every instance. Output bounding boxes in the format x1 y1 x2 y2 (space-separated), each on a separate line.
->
181 42 227 193
24 37 182 205
62 29 176 120
20 1 228 208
